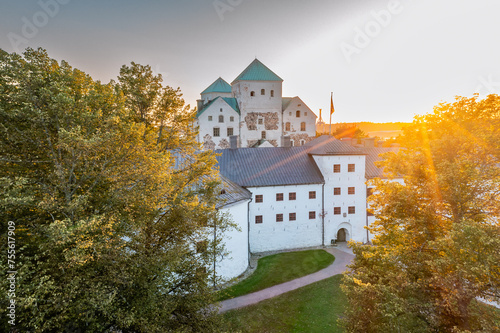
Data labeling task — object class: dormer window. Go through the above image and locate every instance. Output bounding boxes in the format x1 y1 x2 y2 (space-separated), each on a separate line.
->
261 89 265 95
296 111 300 117
250 91 255 97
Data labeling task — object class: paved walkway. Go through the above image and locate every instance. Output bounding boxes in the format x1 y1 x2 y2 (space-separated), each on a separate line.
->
218 246 355 313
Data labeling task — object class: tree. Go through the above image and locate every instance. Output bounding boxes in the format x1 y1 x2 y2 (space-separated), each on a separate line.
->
341 95 500 332
332 124 367 141
0 48 229 332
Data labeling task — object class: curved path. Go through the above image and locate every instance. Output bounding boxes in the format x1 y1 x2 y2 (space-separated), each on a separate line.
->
218 247 354 313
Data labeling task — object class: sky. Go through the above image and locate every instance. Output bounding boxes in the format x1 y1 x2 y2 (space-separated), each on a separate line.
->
1 0 500 123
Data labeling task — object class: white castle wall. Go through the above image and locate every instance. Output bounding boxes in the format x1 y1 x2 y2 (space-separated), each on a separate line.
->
312 155 368 244
282 97 317 146
216 199 250 280
247 184 324 253
197 98 240 150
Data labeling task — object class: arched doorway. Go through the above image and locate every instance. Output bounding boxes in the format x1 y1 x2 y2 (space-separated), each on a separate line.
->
337 228 347 242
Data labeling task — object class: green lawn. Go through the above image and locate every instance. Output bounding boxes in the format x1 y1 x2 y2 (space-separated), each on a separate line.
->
222 274 346 333
218 249 334 301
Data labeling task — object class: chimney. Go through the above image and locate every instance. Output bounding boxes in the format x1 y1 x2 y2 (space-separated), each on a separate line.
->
229 135 238 149
281 136 291 148
196 99 204 113
364 137 375 148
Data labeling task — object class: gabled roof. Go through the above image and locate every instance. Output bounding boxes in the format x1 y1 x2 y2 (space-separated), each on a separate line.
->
232 59 283 84
196 97 240 117
361 147 400 179
201 77 232 94
217 175 252 209
305 135 366 156
216 147 324 187
282 97 293 111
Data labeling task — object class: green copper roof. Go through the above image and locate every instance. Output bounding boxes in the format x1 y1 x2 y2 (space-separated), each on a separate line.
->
232 59 283 84
201 77 232 94
196 97 240 117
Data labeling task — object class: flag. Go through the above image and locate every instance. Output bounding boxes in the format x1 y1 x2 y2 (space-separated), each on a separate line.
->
330 92 335 115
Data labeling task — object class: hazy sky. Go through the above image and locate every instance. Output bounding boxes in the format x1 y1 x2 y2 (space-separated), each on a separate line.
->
1 0 500 122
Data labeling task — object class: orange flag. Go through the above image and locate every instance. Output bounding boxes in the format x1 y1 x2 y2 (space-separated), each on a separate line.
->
330 92 335 115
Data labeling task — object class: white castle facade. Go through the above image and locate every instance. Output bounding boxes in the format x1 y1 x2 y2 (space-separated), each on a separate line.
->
212 135 398 281
195 59 317 149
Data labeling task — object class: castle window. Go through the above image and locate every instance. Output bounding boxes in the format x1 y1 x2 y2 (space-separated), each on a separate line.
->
348 164 355 172
276 193 284 201
261 89 265 95
271 90 274 97
208 116 213 121
285 122 290 131
261 131 266 139
300 140 305 146
348 187 355 195
219 115 224 123
220 108 223 112
230 116 234 122
348 206 356 214
334 188 341 195
255 195 263 203
333 164 341 173
309 211 316 219
309 191 316 199
289 213 296 221
289 112 292 116
227 127 233 136
334 207 341 215
276 214 283 222
296 111 300 117
251 91 255 97
258 119 263 125
255 215 263 224
213 128 220 137
300 122 306 131
289 192 296 200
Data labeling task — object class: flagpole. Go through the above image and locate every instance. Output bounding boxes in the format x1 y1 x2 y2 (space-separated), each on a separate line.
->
329 92 333 136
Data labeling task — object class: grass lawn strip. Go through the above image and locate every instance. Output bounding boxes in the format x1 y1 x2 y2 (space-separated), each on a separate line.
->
222 274 346 333
218 249 335 301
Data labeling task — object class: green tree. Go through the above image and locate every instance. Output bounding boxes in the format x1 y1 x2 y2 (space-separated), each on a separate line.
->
0 48 229 332
341 95 500 332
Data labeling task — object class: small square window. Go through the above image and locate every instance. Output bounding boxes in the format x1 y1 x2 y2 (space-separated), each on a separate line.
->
208 116 213 121
276 214 283 222
227 128 234 136
348 164 355 172
309 211 316 219
348 206 356 214
334 188 341 195
255 215 263 224
230 116 234 122
213 128 220 137
348 187 355 195
333 164 341 173
289 192 296 200
261 89 265 95
309 191 316 199
276 193 284 201
334 207 341 215
255 195 263 203
258 119 263 125
296 111 300 117
289 213 296 221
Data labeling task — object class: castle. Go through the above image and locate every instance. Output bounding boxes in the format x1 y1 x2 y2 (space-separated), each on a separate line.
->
195 59 317 149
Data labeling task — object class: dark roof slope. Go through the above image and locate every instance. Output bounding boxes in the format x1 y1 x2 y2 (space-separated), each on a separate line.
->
216 147 324 187
217 175 252 208
361 147 400 178
305 135 366 155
